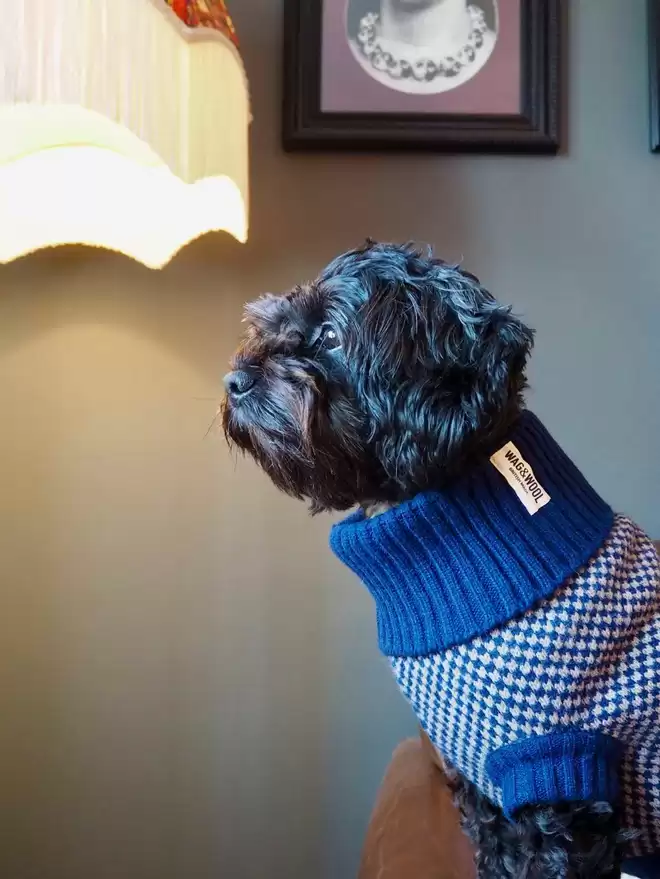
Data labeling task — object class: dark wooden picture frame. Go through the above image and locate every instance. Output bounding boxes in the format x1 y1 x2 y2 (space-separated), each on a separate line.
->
283 0 562 154
649 0 660 151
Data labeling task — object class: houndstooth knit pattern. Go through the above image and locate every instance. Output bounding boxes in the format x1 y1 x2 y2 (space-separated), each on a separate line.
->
391 515 660 857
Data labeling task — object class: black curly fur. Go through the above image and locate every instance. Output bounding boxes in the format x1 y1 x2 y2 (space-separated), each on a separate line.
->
223 241 635 878
444 763 634 879
224 240 533 513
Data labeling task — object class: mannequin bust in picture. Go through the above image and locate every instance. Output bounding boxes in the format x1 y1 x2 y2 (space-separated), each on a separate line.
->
349 0 497 95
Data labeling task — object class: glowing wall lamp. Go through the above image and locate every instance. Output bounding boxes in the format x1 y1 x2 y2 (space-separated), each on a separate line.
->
0 0 249 269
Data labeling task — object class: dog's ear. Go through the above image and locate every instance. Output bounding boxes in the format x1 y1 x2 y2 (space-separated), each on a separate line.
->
346 250 534 496
477 307 535 415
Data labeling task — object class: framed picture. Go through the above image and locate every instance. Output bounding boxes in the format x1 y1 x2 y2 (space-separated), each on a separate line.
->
283 0 562 154
649 0 660 151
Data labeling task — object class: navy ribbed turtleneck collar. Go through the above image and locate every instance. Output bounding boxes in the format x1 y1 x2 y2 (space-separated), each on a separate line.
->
329 412 614 658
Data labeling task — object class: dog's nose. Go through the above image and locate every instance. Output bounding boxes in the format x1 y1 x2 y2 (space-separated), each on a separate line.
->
224 368 257 398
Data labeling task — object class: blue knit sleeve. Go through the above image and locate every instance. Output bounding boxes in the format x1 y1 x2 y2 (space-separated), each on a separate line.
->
485 730 623 818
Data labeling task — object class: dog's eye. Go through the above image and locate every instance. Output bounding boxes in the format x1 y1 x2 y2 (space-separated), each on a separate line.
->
317 325 341 352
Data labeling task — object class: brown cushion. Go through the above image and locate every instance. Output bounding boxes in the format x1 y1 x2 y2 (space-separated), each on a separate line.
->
358 736 475 879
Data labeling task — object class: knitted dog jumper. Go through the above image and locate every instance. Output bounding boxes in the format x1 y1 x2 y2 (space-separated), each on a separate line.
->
330 412 660 858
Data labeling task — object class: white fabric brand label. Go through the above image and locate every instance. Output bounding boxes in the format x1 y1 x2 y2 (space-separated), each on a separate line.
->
490 442 551 516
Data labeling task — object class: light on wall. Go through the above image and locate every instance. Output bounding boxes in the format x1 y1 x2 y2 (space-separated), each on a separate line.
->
0 0 249 270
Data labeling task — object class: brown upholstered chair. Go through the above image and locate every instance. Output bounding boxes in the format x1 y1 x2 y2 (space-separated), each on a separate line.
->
358 730 475 879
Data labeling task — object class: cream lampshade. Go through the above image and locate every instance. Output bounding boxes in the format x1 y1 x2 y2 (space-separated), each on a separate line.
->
0 0 249 269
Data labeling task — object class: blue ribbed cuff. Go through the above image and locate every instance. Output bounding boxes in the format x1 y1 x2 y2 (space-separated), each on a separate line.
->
621 855 660 878
486 731 623 818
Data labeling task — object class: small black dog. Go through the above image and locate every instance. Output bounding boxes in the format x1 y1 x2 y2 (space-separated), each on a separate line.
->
224 242 655 879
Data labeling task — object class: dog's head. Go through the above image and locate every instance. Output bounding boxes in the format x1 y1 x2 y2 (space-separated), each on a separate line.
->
223 241 534 513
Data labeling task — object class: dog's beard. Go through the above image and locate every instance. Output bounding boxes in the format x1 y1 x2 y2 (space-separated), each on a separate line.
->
223 365 380 514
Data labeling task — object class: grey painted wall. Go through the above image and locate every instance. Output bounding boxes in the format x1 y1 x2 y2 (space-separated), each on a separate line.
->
0 1 658 878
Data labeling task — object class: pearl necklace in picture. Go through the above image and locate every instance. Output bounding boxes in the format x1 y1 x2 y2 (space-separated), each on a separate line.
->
356 4 489 84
